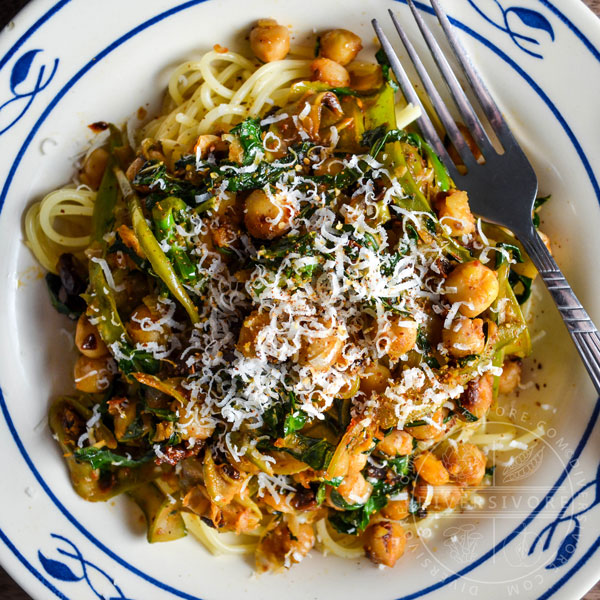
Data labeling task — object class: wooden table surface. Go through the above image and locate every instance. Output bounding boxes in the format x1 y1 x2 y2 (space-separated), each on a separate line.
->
1 0 600 598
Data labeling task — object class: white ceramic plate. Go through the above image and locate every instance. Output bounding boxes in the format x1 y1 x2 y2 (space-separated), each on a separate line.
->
1 1 600 599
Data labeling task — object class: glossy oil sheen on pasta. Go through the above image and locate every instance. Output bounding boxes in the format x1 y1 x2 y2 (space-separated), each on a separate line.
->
24 20 547 572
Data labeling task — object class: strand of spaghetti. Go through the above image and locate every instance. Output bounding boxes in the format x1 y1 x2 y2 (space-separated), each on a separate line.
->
249 67 311 116
182 513 257 555
199 62 248 111
229 59 312 106
198 51 255 100
197 103 248 134
24 203 58 273
315 519 363 559
168 61 205 106
38 189 95 247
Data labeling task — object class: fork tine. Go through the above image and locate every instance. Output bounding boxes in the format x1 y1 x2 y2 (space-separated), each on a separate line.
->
429 0 515 148
371 18 459 180
387 9 478 169
404 0 495 158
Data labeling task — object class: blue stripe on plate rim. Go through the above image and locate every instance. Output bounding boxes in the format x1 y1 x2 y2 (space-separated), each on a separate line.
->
0 1 599 599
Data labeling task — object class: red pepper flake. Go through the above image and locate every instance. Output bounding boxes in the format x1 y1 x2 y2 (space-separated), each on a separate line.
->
214 44 228 54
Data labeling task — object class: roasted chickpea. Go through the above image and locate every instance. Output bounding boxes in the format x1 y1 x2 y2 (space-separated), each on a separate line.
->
256 521 314 573
348 62 383 91
434 189 475 236
237 310 270 358
360 361 391 395
337 471 372 505
348 451 369 473
444 261 499 318
250 19 290 63
74 355 115 393
178 410 216 441
538 230 552 254
298 325 345 372
80 148 109 190
244 189 295 239
377 429 413 456
405 408 445 441
364 521 406 567
287 521 316 558
413 481 462 510
380 317 418 361
381 499 409 521
498 358 522 394
310 57 350 87
414 451 450 486
442 317 485 358
126 304 169 346
459 373 493 420
442 442 486 486
319 29 362 66
75 314 108 358
448 123 484 168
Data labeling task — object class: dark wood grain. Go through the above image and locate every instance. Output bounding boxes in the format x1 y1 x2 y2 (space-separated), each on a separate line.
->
1 1 600 599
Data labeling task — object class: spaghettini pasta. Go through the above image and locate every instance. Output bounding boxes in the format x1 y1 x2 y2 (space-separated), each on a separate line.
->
26 20 549 572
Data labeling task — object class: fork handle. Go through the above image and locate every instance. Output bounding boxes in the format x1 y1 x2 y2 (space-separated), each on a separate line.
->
519 227 600 395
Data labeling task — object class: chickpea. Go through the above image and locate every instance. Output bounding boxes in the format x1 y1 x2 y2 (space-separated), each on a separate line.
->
414 451 450 486
244 189 295 239
442 442 486 487
337 471 372 505
413 482 462 510
444 261 499 318
405 408 445 441
459 373 493 420
377 430 413 456
348 62 383 91
256 521 314 573
360 361 391 395
442 317 485 358
287 521 315 558
75 314 108 358
126 304 169 346
381 499 409 521
74 355 115 393
319 29 362 66
364 521 406 567
178 410 216 441
298 328 345 372
448 123 484 167
434 189 475 236
538 230 552 254
380 317 418 361
498 358 522 395
349 451 368 473
80 148 109 190
310 57 350 87
236 310 270 358
249 19 290 63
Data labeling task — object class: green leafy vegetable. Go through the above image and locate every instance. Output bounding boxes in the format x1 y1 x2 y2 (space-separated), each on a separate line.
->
230 117 264 165
375 48 399 91
74 446 154 470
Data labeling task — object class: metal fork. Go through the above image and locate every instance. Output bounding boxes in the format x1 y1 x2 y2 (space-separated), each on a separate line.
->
372 0 600 394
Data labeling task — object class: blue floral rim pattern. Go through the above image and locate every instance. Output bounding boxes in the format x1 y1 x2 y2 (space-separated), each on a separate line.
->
0 1 599 599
